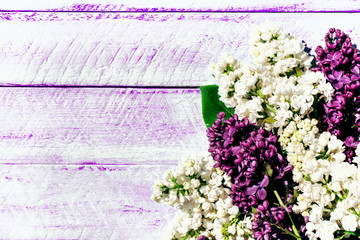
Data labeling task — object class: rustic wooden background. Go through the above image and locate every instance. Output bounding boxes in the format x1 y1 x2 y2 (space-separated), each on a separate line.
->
1 1 360 239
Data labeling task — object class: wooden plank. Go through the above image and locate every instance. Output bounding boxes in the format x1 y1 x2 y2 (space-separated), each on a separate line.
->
0 87 208 165
1 13 360 86
1 0 360 12
0 164 176 239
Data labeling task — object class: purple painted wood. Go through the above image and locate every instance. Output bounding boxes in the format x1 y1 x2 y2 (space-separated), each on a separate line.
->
1 13 360 86
0 86 205 238
5 3 359 239
1 0 360 12
0 164 175 239
0 87 207 165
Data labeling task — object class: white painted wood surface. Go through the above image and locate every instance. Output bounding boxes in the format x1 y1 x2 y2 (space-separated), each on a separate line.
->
1 0 360 12
0 88 207 165
1 13 360 86
2 8 360 240
0 88 206 239
0 164 175 239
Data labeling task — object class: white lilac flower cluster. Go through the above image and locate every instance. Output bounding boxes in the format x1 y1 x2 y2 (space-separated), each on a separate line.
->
209 23 333 132
279 118 360 240
151 155 254 240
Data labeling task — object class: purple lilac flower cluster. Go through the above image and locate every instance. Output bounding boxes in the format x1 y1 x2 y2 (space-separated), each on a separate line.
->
253 201 307 240
314 28 360 162
207 112 307 239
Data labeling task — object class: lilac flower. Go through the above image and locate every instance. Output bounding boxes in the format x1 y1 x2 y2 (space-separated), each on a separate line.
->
207 113 287 211
344 136 359 163
207 113 308 239
246 175 269 200
329 109 343 125
197 236 208 240
314 28 360 155
252 219 273 240
252 201 308 240
353 52 360 63
322 52 342 69
252 201 286 239
332 94 346 109
349 65 360 90
315 46 325 59
326 71 350 90
315 28 356 87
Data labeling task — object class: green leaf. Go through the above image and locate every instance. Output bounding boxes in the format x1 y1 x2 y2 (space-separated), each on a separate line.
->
287 190 300 205
251 207 258 214
256 89 265 99
264 117 276 124
295 66 302 77
200 85 235 128
265 162 273 177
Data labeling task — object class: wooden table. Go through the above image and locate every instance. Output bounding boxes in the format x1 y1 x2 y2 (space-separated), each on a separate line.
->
0 1 359 239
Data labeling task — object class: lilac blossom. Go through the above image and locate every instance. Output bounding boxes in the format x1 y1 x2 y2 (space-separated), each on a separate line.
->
197 236 208 240
207 113 307 239
314 28 360 161
246 175 269 200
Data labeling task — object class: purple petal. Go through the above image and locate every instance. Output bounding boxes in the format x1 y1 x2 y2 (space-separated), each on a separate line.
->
263 200 270 209
245 185 258 196
351 74 360 81
333 70 343 79
339 76 351 84
256 188 267 200
352 65 360 75
231 146 241 155
223 137 232 148
259 175 269 188
333 81 343 90
333 51 342 59
228 127 236 136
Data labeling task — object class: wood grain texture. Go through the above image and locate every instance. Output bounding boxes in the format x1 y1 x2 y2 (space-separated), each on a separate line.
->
2 0 360 12
0 164 176 239
1 13 360 86
0 88 208 164
3 7 360 240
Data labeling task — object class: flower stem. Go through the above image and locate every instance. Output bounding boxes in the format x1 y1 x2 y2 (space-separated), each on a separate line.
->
273 189 301 239
182 229 193 240
271 223 299 239
265 103 277 114
265 168 301 239
256 89 265 99
350 208 360 218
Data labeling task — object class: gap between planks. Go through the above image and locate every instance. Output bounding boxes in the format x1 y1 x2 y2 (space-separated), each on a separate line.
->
0 163 179 166
0 85 201 89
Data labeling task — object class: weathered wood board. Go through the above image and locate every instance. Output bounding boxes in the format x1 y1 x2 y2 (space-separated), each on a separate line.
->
1 2 360 240
0 88 207 165
0 164 176 239
0 87 206 238
1 0 360 12
0 13 360 86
